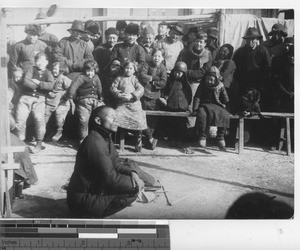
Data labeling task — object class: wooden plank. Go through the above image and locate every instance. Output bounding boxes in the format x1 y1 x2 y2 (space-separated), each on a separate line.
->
7 14 217 26
1 146 25 154
286 118 291 156
145 111 191 117
1 164 20 170
260 112 294 118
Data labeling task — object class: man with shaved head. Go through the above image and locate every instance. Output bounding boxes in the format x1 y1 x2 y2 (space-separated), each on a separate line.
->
67 106 155 218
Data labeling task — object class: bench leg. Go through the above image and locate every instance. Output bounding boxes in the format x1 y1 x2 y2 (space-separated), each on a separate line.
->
286 118 291 156
278 119 286 151
238 118 244 154
119 131 125 151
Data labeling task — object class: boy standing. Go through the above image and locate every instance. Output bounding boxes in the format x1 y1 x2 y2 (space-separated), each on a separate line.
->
157 23 184 74
14 52 54 153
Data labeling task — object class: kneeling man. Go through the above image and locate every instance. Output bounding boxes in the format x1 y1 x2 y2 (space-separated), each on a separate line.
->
67 106 154 218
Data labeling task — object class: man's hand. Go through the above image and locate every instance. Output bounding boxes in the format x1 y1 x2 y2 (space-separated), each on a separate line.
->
31 79 40 85
131 172 144 192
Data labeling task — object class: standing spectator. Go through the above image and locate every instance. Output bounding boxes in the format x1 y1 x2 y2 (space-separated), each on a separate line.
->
137 21 151 45
14 52 54 153
206 27 220 61
35 13 58 49
53 20 93 81
232 27 271 110
66 60 104 145
193 66 230 150
82 20 102 53
155 21 169 42
262 23 288 111
10 24 47 72
213 44 236 111
110 61 147 152
157 23 184 74
177 31 212 130
111 23 146 71
116 20 127 43
93 27 119 75
182 26 198 49
139 48 167 149
140 26 157 64
44 62 72 142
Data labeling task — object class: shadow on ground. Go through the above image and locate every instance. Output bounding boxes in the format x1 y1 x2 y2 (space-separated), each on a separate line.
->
12 195 69 218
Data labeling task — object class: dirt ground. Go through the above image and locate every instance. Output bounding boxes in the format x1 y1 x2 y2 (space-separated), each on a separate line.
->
11 137 294 219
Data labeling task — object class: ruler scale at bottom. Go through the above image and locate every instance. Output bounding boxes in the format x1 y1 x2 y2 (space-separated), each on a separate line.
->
0 220 170 250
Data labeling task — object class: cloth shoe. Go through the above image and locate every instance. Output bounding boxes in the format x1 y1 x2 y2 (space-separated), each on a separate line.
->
217 139 226 151
52 130 63 142
198 138 206 148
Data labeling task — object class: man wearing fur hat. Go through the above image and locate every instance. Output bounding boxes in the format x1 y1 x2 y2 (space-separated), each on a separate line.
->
10 24 47 72
111 23 146 69
140 26 157 64
53 20 94 81
94 27 119 75
82 20 103 53
157 23 184 74
233 27 271 108
206 27 220 61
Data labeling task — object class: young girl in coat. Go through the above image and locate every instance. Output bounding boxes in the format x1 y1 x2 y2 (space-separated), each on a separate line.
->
110 61 148 152
193 66 230 150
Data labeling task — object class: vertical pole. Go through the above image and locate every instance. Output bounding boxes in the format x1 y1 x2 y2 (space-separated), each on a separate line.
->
286 118 291 156
0 7 10 216
218 9 226 46
238 118 244 154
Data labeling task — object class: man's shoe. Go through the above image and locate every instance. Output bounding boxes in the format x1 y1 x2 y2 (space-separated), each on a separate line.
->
52 130 63 142
30 141 43 154
217 139 226 151
150 138 158 150
198 138 206 148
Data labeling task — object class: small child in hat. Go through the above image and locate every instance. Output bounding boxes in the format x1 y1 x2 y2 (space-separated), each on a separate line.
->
155 21 169 41
193 66 230 150
159 61 192 145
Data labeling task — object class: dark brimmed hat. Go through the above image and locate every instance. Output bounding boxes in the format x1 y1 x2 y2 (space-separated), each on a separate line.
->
84 20 102 36
168 23 184 36
195 30 208 40
67 20 87 33
25 24 41 36
268 23 287 37
158 21 168 27
187 26 199 34
116 20 127 30
242 27 262 39
105 27 119 36
125 23 140 35
207 27 219 39
143 26 155 36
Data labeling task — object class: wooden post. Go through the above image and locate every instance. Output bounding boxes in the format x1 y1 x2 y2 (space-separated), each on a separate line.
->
0 7 11 217
286 118 291 156
218 9 226 46
238 118 244 154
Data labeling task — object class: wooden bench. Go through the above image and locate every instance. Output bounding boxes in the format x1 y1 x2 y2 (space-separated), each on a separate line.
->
118 110 294 155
